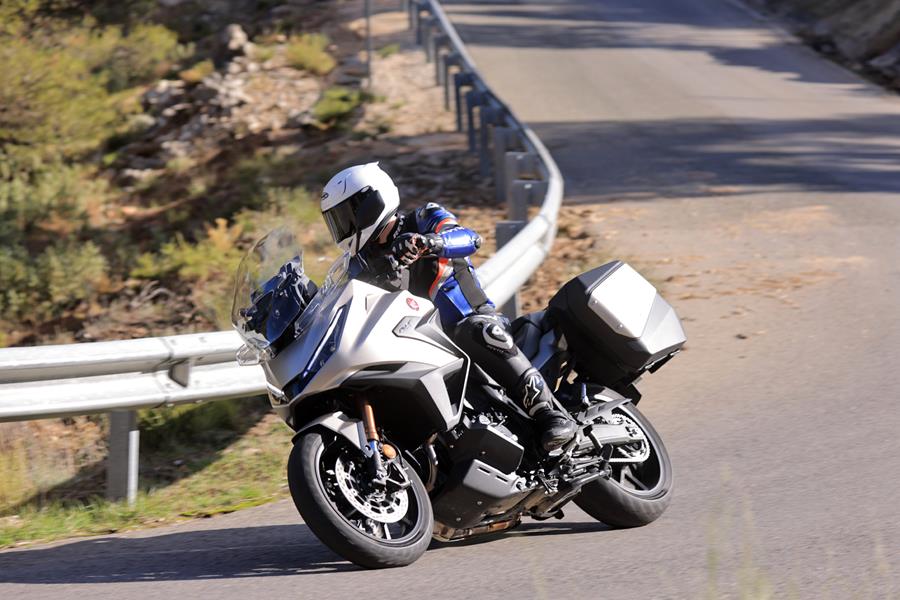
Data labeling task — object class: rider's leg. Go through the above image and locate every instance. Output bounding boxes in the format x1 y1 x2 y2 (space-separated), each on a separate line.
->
451 312 576 451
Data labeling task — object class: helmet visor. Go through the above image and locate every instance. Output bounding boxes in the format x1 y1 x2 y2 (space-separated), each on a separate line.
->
322 186 386 246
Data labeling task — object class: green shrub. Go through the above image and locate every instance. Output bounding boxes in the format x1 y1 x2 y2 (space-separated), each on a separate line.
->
67 23 181 92
0 248 36 318
312 86 364 123
0 242 110 321
132 218 246 326
234 186 321 237
39 242 109 310
378 43 400 58
285 33 335 75
178 59 214 84
0 42 114 165
139 399 245 451
252 44 276 63
0 163 105 237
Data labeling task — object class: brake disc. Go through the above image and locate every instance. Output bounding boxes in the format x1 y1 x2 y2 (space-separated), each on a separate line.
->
334 455 409 523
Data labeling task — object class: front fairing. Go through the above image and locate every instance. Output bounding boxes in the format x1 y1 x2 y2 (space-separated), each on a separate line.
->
265 279 467 432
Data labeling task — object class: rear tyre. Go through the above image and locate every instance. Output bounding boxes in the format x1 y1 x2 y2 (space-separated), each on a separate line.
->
574 403 673 528
288 428 433 569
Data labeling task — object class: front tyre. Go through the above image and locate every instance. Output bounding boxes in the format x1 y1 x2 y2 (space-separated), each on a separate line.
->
574 403 673 528
288 429 433 569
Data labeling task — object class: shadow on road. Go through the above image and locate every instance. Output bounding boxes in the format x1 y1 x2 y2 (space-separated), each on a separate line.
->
531 115 900 201
430 519 611 549
0 524 356 584
442 0 869 88
0 518 616 583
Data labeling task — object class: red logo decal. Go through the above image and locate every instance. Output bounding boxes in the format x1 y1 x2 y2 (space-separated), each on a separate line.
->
406 297 420 311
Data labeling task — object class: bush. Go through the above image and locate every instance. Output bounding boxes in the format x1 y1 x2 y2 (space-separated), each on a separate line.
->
285 33 335 75
312 86 365 124
378 43 400 58
0 42 114 165
139 399 245 451
132 218 246 326
252 44 276 63
41 242 110 310
66 23 182 92
0 163 106 237
0 242 110 321
178 59 214 84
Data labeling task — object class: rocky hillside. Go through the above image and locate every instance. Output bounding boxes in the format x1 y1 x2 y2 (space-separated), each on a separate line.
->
751 0 900 85
0 0 494 516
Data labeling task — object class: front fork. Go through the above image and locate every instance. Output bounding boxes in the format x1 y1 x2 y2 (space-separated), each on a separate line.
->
356 398 406 488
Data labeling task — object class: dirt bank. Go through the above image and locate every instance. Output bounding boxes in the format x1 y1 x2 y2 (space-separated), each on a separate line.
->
751 0 900 86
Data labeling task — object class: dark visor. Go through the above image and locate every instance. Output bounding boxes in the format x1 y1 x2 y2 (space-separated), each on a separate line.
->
322 187 386 245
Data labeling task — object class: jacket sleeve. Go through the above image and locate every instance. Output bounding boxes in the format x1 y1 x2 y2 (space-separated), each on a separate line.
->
415 203 483 259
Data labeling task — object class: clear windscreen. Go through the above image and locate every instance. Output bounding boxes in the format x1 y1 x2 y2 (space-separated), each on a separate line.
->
292 252 350 341
231 228 350 363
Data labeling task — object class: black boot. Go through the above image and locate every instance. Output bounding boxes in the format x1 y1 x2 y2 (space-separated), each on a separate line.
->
532 405 578 451
516 368 578 451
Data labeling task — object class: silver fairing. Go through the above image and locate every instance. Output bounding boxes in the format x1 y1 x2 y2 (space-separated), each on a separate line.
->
263 279 466 430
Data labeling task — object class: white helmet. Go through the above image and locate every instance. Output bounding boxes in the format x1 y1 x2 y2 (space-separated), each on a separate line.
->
320 162 400 255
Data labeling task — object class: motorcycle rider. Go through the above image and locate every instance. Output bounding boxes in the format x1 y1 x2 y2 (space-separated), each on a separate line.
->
320 162 576 451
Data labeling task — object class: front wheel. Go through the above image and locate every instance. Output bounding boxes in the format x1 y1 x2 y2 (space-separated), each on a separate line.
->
288 428 433 569
574 403 673 528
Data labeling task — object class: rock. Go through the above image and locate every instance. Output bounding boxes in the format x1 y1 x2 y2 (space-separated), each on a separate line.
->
335 71 363 85
143 79 186 111
287 109 316 127
868 40 900 76
160 102 193 119
118 168 159 186
160 140 192 160
222 24 251 56
126 113 157 135
341 56 369 77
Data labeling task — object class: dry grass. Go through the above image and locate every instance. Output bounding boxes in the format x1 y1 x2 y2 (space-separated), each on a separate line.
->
0 402 293 548
285 33 335 75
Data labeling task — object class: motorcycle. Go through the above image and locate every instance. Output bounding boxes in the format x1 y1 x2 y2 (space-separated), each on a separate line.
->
231 229 686 569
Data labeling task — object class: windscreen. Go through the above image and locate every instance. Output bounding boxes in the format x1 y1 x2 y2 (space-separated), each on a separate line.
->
231 229 305 353
231 228 350 362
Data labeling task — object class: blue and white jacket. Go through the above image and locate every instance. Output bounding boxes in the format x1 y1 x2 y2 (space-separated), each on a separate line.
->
356 203 492 327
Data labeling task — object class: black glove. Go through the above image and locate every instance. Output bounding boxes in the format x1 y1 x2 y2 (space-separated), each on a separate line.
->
390 233 443 267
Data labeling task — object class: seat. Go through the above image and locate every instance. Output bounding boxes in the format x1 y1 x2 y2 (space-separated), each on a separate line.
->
509 310 550 361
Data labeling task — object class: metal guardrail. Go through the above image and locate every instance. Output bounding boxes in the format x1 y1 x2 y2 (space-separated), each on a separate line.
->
0 0 564 504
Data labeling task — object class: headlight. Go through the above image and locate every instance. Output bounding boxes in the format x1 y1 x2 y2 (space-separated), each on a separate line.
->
283 305 349 400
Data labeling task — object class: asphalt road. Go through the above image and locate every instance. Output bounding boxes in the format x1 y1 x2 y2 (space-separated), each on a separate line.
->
3 0 900 598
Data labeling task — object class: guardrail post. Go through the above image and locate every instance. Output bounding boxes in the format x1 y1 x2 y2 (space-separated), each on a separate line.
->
432 34 449 84
409 0 421 32
413 2 429 42
495 221 527 318
453 72 474 131
441 52 461 109
479 105 502 177
504 151 540 208
465 89 487 152
492 126 513 202
507 180 549 221
107 410 139 506
421 17 437 60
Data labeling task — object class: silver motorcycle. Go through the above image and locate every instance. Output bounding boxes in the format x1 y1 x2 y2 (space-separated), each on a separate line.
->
231 229 686 569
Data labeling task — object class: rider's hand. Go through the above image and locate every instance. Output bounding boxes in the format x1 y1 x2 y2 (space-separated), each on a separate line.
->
391 233 442 267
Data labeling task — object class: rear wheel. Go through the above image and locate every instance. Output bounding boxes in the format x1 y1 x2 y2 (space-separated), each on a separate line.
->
288 429 433 568
574 403 673 528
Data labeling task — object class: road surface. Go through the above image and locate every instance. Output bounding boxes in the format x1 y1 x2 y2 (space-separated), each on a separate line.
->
3 0 899 597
